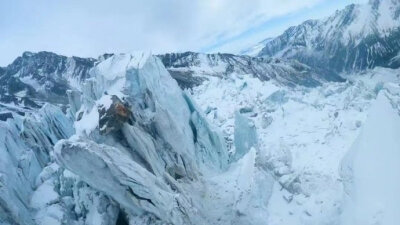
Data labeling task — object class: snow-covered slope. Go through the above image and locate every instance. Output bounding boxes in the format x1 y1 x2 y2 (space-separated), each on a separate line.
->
258 0 400 73
240 38 273 57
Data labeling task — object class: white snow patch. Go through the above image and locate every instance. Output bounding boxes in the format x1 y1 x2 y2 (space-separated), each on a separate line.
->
75 106 99 136
14 89 27 97
95 52 150 81
20 75 42 91
31 180 59 209
96 95 113 110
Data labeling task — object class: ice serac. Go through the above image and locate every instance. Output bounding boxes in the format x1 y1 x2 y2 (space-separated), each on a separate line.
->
31 161 120 225
232 111 258 161
22 104 75 166
183 92 229 171
55 52 229 224
340 91 400 225
54 140 190 224
0 104 74 225
0 120 38 225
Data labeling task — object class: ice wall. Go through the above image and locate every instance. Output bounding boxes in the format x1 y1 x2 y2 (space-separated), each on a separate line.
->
341 92 400 225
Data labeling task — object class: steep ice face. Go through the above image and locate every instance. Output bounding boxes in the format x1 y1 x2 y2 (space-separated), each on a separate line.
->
232 111 258 162
31 161 120 225
340 91 400 225
0 120 39 225
54 52 230 224
94 53 228 172
54 139 195 224
22 104 75 165
0 82 123 225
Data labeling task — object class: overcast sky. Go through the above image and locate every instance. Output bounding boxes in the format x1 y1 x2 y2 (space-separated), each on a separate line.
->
0 0 367 66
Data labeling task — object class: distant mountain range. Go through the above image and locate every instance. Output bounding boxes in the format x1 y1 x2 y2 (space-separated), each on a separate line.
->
0 50 344 114
257 0 400 73
3 0 398 114
0 52 94 114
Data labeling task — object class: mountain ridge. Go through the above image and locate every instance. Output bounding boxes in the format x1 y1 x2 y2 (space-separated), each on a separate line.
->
257 0 400 73
0 50 346 115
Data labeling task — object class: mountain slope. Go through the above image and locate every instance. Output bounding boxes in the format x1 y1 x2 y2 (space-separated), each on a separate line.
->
159 52 344 88
240 38 273 56
0 50 345 114
258 0 400 73
0 52 95 113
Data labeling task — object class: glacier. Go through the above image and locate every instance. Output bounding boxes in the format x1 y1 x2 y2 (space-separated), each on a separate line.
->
0 49 399 224
190 65 400 225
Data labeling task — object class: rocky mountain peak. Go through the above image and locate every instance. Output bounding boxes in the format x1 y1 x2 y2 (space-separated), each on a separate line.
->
0 51 96 113
257 0 400 73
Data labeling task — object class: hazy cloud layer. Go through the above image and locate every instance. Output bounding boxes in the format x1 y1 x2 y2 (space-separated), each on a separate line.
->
1 0 366 66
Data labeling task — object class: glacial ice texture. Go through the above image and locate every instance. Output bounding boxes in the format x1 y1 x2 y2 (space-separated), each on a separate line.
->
1 50 400 225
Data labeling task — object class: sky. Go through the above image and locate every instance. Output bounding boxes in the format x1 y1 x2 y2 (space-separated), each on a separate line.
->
0 0 368 66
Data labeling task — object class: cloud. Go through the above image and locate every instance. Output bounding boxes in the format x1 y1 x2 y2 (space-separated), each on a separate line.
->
0 0 363 66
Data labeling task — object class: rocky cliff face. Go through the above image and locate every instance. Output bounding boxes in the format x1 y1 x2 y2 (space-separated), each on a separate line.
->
0 51 95 114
